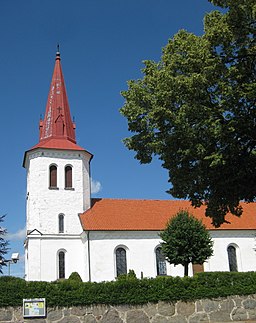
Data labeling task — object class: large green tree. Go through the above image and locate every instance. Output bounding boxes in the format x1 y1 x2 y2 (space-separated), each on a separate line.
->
160 210 214 276
120 0 256 227
0 215 9 274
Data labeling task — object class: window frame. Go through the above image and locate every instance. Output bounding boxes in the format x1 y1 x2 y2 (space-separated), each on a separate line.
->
57 249 66 279
58 214 64 233
155 246 167 276
64 165 73 189
115 246 127 277
227 244 238 272
49 164 58 189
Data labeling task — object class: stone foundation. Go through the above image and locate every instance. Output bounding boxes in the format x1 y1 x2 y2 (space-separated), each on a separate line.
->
2 295 256 322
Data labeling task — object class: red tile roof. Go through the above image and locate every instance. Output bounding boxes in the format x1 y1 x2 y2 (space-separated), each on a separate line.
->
23 138 93 167
79 198 256 231
30 138 87 151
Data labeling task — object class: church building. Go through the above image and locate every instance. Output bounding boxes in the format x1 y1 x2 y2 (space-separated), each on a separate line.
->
23 50 256 282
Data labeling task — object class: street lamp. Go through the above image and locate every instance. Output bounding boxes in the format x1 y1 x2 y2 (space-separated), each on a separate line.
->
0 253 19 275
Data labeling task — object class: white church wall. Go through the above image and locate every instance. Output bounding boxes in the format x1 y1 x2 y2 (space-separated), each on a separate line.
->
88 231 193 282
206 230 256 272
25 148 91 235
88 229 256 282
25 228 256 282
26 235 86 282
82 158 91 211
26 237 41 281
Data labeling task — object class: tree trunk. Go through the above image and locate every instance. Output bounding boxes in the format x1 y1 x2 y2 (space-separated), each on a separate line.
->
184 263 189 276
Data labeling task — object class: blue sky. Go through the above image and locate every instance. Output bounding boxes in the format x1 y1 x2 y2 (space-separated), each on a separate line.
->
0 0 215 277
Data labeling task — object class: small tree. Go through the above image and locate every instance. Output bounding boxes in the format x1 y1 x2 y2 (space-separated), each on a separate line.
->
160 210 213 276
0 215 9 274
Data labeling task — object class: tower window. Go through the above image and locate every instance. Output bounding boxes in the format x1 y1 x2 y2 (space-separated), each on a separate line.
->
59 214 64 233
116 247 127 276
156 247 167 276
49 165 57 188
227 245 238 272
58 251 65 279
65 166 73 189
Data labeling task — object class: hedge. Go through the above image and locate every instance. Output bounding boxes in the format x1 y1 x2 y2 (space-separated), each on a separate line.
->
1 272 256 307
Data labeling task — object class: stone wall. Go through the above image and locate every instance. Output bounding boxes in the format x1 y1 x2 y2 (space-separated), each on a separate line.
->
2 295 256 323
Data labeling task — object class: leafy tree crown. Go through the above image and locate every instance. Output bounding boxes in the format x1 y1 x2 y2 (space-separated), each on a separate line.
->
160 210 214 268
120 0 256 226
0 215 9 274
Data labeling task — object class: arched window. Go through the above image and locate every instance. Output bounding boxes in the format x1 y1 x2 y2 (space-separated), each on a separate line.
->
227 245 238 272
156 247 167 276
65 166 72 189
116 247 127 276
58 251 65 279
49 165 57 188
59 214 64 233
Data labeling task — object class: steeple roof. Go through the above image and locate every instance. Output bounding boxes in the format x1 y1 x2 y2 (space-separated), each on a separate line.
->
40 49 76 143
25 49 92 158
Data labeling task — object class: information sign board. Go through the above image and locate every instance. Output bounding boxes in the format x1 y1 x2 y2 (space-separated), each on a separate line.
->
23 298 46 318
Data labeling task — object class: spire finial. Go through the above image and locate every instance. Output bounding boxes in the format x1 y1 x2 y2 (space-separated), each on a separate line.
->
56 43 60 60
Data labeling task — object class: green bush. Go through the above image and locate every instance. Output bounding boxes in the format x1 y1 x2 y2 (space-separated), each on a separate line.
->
1 272 256 307
68 272 82 282
116 269 137 281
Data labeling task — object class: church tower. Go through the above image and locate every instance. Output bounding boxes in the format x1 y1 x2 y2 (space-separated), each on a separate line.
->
23 49 92 281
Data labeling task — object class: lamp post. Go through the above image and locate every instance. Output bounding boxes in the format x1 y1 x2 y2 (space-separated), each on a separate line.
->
0 253 19 276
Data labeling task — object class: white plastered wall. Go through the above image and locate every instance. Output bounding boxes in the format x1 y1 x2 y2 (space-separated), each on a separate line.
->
205 230 256 272
25 148 91 235
25 228 256 282
26 234 87 281
87 229 256 282
24 148 91 281
88 231 187 282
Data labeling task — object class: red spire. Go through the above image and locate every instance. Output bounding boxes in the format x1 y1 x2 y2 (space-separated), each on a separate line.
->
39 49 76 143
23 48 93 166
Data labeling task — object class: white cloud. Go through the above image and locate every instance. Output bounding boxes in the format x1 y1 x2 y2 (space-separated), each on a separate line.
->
91 179 102 194
6 227 26 241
